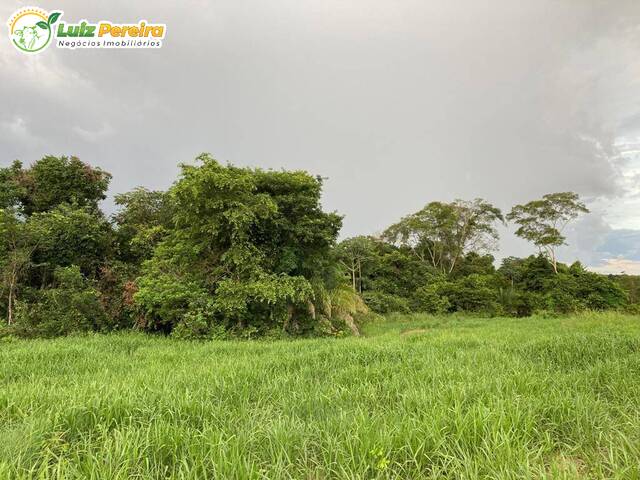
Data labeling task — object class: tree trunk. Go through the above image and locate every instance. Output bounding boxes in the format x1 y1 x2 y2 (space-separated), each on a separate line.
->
549 248 558 274
351 261 356 291
7 282 13 325
7 269 17 325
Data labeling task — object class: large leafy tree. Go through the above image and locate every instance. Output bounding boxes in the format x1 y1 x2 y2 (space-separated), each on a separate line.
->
135 154 343 332
507 192 589 273
0 156 114 327
383 199 504 275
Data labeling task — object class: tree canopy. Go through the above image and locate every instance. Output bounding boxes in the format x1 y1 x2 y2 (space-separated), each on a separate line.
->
507 192 589 273
2 156 111 215
383 199 504 275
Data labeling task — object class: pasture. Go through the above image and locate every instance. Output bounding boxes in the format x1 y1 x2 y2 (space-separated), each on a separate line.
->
1 313 639 479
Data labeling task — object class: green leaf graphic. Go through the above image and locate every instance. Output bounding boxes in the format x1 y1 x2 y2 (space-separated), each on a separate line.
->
48 12 61 25
36 21 48 29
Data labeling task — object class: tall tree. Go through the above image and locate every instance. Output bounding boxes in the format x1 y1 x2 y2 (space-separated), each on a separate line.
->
507 192 589 273
383 199 504 275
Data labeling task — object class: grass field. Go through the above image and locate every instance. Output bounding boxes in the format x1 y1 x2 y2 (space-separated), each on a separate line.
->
1 313 640 479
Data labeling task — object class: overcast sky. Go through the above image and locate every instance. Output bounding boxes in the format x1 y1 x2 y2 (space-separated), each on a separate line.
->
1 0 639 272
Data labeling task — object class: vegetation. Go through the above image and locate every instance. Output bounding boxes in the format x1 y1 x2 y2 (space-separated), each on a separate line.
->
1 313 639 478
1 155 639 477
383 199 504 275
507 192 589 274
0 155 638 337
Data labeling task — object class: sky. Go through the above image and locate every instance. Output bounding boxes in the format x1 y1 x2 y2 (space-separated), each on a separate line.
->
1 0 639 272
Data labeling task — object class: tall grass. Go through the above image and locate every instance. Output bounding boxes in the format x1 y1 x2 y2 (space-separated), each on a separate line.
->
1 312 639 478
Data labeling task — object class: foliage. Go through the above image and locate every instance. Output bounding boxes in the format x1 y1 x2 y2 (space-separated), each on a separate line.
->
112 187 174 264
412 283 451 314
0 208 37 324
95 261 139 330
135 154 343 334
335 236 377 292
495 256 627 315
362 291 411 314
9 156 111 215
11 266 108 337
507 192 589 273
171 302 226 340
1 154 635 336
383 198 503 274
434 274 501 315
29 203 112 280
614 274 640 305
134 271 210 333
0 161 25 209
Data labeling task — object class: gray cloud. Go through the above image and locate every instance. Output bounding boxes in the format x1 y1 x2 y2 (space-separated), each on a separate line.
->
1 0 639 268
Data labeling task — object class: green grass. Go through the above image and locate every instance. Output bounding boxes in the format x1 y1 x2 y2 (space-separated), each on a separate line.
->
1 313 640 479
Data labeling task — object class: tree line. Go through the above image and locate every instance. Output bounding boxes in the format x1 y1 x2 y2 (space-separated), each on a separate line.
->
0 155 637 338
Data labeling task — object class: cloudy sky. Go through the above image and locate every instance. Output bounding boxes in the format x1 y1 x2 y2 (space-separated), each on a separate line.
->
1 0 639 272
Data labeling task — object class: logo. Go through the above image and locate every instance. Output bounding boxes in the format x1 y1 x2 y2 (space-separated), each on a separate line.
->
7 7 61 53
7 7 166 54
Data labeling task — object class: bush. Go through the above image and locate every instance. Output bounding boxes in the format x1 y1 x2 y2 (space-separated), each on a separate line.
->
96 261 139 330
362 291 411 314
541 269 628 314
133 273 210 333
435 274 501 315
171 311 211 340
12 266 108 337
412 284 450 314
498 288 542 317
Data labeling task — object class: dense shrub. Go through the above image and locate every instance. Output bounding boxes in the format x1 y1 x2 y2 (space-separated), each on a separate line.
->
96 262 138 330
436 274 501 315
134 272 210 333
362 291 411 314
412 284 451 314
12 266 108 337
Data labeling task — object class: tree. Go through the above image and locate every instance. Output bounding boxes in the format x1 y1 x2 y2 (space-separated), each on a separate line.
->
335 236 377 292
135 154 343 333
507 192 589 273
383 199 504 275
11 155 111 215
